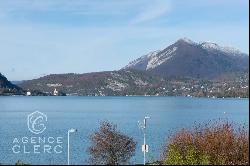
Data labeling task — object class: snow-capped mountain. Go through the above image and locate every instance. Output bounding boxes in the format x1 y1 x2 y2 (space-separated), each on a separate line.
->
123 38 249 79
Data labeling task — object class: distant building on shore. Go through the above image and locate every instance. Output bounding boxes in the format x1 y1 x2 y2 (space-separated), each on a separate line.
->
26 91 31 96
53 88 58 96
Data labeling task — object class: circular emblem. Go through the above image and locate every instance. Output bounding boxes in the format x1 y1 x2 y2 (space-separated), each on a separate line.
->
27 111 47 134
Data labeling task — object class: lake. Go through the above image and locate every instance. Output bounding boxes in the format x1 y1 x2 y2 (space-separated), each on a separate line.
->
0 96 249 165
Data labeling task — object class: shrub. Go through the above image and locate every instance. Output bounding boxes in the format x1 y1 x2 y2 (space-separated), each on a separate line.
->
163 120 249 165
15 160 29 165
87 121 137 165
164 144 210 165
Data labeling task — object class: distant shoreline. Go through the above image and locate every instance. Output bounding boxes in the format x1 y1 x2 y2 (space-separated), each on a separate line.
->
1 95 248 99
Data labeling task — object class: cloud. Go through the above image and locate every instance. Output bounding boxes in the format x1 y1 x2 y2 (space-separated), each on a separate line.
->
0 0 140 17
0 0 147 26
130 0 171 24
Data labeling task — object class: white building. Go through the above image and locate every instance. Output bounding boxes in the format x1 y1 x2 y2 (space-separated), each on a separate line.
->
26 91 31 96
53 88 58 96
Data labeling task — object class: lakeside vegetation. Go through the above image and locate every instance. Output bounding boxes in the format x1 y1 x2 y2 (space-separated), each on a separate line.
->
3 119 248 165
162 120 249 165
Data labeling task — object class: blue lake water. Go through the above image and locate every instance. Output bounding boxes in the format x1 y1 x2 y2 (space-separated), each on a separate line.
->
0 96 249 165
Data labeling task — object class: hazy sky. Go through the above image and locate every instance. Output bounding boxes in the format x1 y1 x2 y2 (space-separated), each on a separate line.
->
0 0 249 80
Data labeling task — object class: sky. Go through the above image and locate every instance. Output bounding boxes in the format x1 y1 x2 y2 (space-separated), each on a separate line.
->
0 0 249 80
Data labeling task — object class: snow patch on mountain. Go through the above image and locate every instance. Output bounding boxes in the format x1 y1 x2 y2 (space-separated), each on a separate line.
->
123 50 160 69
200 42 219 50
124 46 178 70
178 37 197 45
221 47 243 55
106 79 128 91
200 42 243 55
146 47 177 70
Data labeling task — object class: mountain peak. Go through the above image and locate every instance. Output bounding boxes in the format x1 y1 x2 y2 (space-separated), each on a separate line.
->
123 38 249 79
177 37 196 45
